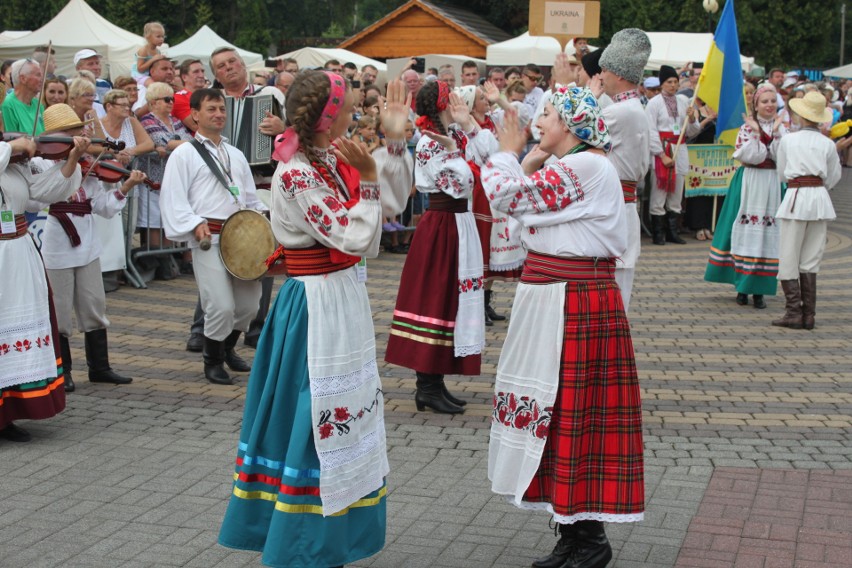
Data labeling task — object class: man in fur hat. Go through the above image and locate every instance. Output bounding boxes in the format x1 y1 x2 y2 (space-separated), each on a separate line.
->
594 28 654 312
645 64 700 245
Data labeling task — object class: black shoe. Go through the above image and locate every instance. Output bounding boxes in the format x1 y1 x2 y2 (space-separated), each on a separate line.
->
485 290 506 321
0 423 32 443
203 337 233 385
223 330 251 372
415 372 464 414
564 521 612 568
243 335 258 349
736 293 748 306
532 523 576 568
651 215 666 245
59 335 75 393
752 295 766 309
186 332 204 352
85 329 132 384
485 310 494 327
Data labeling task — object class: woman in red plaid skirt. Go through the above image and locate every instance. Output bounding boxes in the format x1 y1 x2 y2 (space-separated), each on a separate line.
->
483 84 644 568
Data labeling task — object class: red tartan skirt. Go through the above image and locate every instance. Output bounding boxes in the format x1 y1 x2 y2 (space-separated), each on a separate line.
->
385 208 480 376
521 254 644 520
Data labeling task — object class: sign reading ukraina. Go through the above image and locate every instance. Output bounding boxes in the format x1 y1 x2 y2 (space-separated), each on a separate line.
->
529 0 600 47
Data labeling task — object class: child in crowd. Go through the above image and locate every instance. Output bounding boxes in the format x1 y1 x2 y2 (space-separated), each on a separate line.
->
133 22 167 87
354 115 381 153
374 117 415 252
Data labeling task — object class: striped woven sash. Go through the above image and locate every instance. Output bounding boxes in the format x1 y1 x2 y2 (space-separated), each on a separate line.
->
621 180 638 203
48 200 93 247
273 244 360 276
205 218 227 235
521 251 616 284
0 214 29 240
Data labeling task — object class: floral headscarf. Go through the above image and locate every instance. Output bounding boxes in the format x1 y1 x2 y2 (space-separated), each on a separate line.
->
548 85 611 152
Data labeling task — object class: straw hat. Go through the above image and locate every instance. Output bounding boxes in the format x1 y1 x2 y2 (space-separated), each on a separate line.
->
42 104 92 133
788 91 833 124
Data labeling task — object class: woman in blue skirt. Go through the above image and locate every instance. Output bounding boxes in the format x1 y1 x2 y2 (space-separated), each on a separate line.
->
218 72 412 567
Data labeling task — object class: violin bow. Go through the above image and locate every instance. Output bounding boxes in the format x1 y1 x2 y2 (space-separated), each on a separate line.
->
30 40 52 139
80 147 109 187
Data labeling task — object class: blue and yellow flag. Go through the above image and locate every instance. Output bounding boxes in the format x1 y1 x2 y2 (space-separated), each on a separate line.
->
695 0 747 147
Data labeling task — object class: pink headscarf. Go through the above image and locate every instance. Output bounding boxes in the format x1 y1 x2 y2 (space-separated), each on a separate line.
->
272 71 347 163
752 83 777 118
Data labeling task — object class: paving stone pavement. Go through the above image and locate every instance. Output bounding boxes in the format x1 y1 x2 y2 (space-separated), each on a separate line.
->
1 174 850 568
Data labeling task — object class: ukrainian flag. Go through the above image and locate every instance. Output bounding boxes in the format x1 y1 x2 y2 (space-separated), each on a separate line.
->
695 0 747 147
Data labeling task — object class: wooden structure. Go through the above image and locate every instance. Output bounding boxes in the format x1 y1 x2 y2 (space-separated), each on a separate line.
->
338 0 512 59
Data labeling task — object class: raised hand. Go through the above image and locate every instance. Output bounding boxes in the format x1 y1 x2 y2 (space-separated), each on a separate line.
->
381 79 410 140
521 144 551 175
448 92 474 131
334 137 377 182
588 75 604 99
483 80 501 103
498 108 526 156
552 53 575 87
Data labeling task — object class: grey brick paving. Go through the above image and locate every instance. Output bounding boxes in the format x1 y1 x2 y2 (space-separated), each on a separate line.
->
1 175 851 567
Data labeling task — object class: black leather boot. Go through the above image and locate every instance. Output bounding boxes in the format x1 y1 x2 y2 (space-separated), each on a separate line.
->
438 375 467 407
415 372 463 414
85 329 132 384
650 215 666 245
485 290 506 321
799 272 816 330
736 293 748 306
532 523 577 568
223 330 251 372
0 422 32 442
752 295 766 309
564 521 612 568
203 337 233 385
59 334 75 393
665 212 687 244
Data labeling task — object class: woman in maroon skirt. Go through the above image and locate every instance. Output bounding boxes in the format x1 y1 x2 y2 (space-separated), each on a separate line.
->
385 80 496 414
483 86 644 568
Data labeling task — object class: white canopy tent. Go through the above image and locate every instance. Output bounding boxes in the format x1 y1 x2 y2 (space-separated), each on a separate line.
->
486 32 562 67
274 47 387 83
823 63 852 79
645 32 754 72
168 25 265 78
0 0 143 79
386 54 486 85
0 31 31 43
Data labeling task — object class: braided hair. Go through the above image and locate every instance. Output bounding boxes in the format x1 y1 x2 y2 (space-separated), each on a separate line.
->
415 81 447 136
285 70 339 167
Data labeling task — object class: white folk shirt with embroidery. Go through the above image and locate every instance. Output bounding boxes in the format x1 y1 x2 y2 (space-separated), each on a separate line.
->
733 119 784 165
35 172 126 270
271 140 411 255
414 124 496 196
482 151 626 258
160 133 266 246
646 93 700 175
775 129 841 221
605 97 651 183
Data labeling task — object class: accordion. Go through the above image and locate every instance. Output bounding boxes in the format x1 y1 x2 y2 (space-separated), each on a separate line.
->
222 93 282 166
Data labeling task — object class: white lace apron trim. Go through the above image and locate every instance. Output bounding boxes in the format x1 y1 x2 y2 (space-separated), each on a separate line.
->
453 211 485 358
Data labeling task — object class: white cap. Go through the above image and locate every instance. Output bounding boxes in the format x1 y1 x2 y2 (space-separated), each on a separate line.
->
782 77 797 89
74 49 101 66
643 76 660 89
785 70 799 78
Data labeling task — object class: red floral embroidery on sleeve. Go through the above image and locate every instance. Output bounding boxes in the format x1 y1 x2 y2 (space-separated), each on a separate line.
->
280 168 324 196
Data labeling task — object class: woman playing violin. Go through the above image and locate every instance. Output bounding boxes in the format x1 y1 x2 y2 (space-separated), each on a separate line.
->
0 108 89 443
32 104 148 393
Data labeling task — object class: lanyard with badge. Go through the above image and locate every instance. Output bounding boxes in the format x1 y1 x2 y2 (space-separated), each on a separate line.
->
0 186 15 234
189 137 241 205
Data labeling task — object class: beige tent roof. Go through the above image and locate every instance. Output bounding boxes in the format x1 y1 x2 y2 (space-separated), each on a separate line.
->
168 25 265 79
0 0 143 79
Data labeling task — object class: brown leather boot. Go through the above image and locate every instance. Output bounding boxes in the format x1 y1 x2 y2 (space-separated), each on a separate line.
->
799 273 816 330
771 280 803 329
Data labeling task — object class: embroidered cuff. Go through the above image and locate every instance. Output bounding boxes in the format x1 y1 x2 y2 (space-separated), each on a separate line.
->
359 181 380 202
114 190 126 201
386 139 406 157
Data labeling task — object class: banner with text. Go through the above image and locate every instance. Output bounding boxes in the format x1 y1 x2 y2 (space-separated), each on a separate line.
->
686 144 739 198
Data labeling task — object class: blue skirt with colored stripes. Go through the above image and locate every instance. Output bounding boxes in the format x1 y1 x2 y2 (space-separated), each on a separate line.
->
218 277 386 568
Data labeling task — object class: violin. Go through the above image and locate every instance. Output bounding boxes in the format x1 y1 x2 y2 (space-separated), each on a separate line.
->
2 131 126 163
79 156 160 190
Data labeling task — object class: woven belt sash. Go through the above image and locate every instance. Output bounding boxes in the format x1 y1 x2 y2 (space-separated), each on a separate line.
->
785 176 824 214
428 193 468 213
521 251 616 284
49 200 93 247
786 176 823 188
271 244 360 276
0 214 29 240
621 180 638 203
205 218 226 235
746 159 776 169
